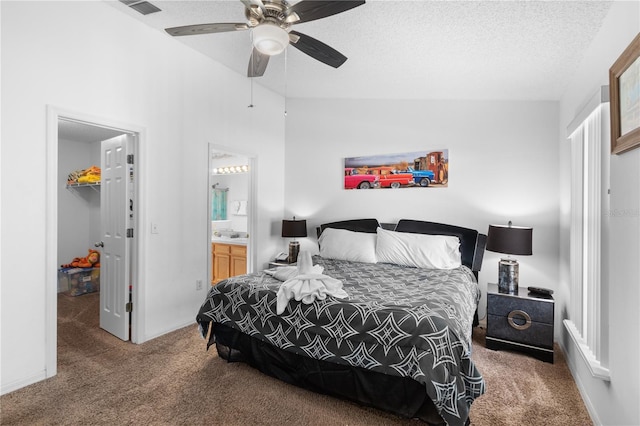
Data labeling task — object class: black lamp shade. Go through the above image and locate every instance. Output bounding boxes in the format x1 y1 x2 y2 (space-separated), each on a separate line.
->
282 219 307 238
486 224 532 256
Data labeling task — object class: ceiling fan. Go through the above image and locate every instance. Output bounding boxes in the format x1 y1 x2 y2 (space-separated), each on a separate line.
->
165 0 365 77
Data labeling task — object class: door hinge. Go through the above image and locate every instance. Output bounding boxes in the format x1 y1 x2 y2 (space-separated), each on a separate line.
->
127 154 134 164
126 302 133 313
127 228 134 238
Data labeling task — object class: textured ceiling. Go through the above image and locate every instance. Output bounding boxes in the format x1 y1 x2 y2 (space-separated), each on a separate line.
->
109 0 612 100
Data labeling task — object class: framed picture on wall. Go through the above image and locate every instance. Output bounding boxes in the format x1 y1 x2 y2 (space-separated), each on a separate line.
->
610 32 640 154
343 150 448 190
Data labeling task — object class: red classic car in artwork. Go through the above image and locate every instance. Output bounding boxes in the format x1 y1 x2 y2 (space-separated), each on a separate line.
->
344 168 379 189
368 167 414 188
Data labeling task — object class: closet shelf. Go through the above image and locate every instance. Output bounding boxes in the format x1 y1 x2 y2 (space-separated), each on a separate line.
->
66 182 101 193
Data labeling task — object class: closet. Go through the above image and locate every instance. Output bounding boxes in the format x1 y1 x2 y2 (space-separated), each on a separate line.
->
58 136 101 291
57 120 124 295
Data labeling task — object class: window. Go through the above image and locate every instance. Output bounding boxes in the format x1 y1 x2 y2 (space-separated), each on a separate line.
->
565 86 610 380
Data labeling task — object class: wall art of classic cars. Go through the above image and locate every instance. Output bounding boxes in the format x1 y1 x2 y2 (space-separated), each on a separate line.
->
344 150 448 190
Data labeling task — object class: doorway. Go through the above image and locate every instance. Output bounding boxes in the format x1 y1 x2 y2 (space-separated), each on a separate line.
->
208 144 257 284
45 107 145 380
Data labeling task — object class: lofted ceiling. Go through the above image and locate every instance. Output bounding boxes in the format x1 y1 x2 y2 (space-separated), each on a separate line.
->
108 0 613 101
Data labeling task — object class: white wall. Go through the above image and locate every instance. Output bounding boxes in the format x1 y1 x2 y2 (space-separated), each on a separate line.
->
558 2 640 425
0 1 285 394
227 173 250 233
284 98 560 321
58 139 99 270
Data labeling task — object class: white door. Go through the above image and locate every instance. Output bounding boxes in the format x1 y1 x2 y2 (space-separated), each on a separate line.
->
99 134 134 340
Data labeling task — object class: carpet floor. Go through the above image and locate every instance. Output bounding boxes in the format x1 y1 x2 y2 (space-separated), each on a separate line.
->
0 292 593 425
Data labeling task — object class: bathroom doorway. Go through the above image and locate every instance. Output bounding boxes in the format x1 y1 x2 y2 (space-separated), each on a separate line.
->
208 144 256 285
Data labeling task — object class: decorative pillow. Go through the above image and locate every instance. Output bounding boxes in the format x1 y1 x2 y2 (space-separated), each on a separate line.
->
375 227 462 269
318 227 377 263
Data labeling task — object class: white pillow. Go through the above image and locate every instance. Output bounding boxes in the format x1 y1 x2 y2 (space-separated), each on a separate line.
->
318 227 377 263
375 227 462 269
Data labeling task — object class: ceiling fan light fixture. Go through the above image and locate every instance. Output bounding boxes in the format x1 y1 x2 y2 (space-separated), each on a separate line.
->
253 23 289 56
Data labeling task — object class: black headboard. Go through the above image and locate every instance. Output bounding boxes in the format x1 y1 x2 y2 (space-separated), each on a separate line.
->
394 219 486 273
316 218 486 274
317 218 381 237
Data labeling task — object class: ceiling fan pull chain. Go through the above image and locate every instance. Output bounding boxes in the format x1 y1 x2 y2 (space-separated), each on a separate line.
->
284 51 287 115
249 31 255 108
249 76 254 108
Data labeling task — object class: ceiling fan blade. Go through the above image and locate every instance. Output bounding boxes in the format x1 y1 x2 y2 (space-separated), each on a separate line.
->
240 0 265 16
285 1 365 24
247 48 270 77
289 31 347 68
165 23 249 37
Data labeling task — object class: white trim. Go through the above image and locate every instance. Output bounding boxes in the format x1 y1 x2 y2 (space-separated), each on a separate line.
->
567 86 610 138
248 156 258 274
564 320 611 381
566 90 611 381
46 106 148 380
570 125 584 333
207 143 258 279
1 371 48 395
558 339 601 425
584 104 602 358
45 107 59 379
142 320 196 343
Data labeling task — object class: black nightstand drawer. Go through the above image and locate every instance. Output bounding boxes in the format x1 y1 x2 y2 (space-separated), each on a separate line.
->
487 294 554 326
487 313 553 349
485 284 555 363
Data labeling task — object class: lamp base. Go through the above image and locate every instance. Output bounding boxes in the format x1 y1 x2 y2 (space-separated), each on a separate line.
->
288 241 300 264
498 258 519 294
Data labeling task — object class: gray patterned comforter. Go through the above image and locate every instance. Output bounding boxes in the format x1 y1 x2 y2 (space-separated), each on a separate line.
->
196 256 485 425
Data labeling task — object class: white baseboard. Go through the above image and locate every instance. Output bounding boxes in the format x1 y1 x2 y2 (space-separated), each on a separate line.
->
557 338 601 425
140 320 199 343
1 370 47 396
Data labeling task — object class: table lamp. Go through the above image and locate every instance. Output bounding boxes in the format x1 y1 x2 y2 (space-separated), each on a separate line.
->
486 221 533 294
282 217 307 263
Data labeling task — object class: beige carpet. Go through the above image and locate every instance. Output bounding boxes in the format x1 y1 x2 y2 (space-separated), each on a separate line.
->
0 292 593 425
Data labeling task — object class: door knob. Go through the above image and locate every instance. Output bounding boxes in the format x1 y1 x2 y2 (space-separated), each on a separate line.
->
95 241 104 248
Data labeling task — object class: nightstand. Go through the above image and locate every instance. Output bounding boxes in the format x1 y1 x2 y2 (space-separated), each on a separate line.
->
268 260 295 268
486 283 554 363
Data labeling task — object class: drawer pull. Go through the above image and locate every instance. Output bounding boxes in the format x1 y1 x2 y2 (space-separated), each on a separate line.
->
507 310 532 330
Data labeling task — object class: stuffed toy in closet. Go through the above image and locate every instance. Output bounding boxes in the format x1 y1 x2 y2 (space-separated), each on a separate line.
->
61 249 100 269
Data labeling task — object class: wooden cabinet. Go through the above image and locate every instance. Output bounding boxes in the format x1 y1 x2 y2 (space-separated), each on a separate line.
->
211 243 246 285
230 245 247 277
486 283 555 363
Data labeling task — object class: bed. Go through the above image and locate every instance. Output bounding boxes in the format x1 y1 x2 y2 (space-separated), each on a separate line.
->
196 219 487 425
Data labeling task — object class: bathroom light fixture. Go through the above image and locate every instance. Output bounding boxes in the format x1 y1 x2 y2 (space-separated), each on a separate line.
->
253 23 289 56
212 165 250 175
